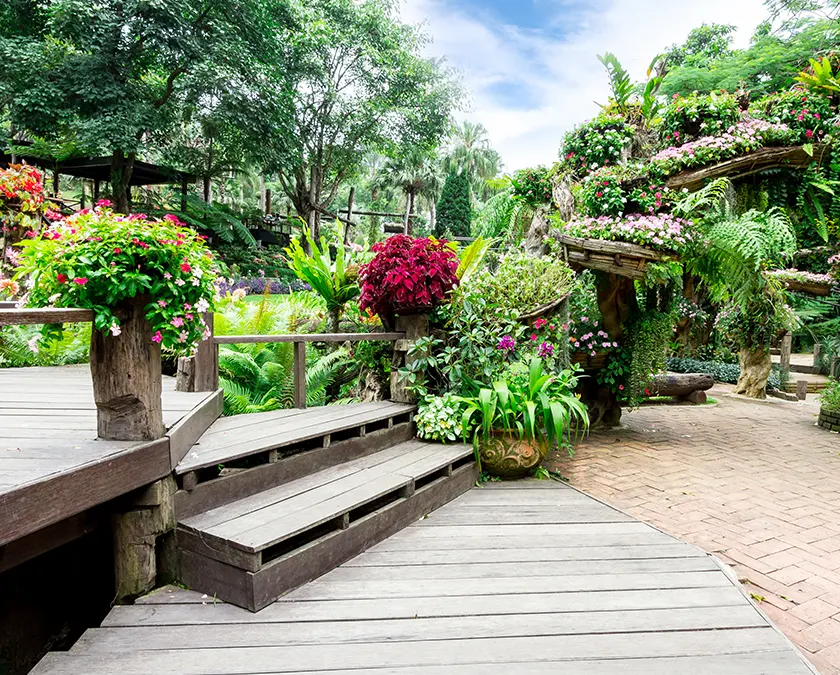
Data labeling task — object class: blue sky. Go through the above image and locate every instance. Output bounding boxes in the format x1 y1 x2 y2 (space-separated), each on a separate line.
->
401 0 769 171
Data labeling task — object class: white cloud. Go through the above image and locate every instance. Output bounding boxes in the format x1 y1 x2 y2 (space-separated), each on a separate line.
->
402 0 768 171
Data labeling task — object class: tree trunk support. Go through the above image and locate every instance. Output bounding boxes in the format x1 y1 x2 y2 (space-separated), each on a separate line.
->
391 313 430 404
90 296 164 441
293 341 307 409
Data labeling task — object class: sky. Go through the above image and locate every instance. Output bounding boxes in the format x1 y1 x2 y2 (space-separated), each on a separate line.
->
400 0 769 172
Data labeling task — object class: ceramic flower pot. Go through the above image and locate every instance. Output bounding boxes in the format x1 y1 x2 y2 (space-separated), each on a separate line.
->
479 431 548 479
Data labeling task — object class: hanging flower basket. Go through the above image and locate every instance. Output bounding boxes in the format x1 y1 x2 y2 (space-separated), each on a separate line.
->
517 293 570 324
571 351 609 370
553 232 677 281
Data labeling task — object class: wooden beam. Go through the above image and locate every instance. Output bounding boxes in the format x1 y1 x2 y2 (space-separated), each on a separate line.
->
0 307 94 326
214 332 405 345
338 210 408 218
293 341 306 409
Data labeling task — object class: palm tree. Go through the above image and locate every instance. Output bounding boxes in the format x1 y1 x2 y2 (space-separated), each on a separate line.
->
444 121 502 199
374 149 442 233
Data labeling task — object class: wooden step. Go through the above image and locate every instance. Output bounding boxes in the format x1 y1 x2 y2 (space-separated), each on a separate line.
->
176 441 477 611
173 402 416 517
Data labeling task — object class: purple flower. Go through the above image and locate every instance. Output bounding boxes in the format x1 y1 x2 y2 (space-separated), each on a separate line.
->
497 335 516 352
538 342 555 358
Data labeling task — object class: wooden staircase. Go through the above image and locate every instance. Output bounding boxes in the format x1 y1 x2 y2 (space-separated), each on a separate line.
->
172 402 477 611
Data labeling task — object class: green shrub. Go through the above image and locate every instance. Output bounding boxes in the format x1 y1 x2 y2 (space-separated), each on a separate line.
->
436 171 472 237
214 243 295 280
559 114 635 174
415 393 470 443
821 379 840 412
510 167 553 206
750 89 833 144
667 356 782 390
661 91 741 143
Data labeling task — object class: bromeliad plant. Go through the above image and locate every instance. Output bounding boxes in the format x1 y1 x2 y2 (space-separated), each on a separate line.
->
15 203 216 351
458 357 590 464
286 227 360 333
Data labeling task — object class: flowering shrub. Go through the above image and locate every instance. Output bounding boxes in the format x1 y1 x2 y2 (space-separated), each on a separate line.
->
651 120 795 176
15 203 216 351
821 379 840 412
561 213 694 254
560 114 635 174
677 297 710 323
830 253 840 281
661 92 741 143
511 167 553 206
359 235 459 318
578 168 626 217
750 89 834 144
566 316 618 356
0 164 46 223
766 268 834 286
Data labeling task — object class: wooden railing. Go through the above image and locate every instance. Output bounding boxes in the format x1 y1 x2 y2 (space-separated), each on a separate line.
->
209 331 405 409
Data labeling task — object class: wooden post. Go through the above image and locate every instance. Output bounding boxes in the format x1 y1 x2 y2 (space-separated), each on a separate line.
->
265 188 272 215
180 178 188 213
344 187 355 246
780 332 792 374
176 312 218 392
391 312 430 404
293 341 306 409
402 200 410 235
796 380 808 401
90 295 165 441
93 180 100 202
813 343 822 368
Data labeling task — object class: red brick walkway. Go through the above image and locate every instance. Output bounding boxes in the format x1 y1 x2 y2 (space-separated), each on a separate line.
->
549 390 840 675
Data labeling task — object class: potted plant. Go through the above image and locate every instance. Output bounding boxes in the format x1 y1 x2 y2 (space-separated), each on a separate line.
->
818 379 840 432
458 357 590 479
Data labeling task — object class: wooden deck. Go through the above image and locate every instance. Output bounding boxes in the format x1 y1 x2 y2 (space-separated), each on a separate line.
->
0 365 221 550
31 481 816 674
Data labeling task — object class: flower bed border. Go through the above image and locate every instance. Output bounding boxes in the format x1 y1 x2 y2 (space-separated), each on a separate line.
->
666 144 829 193
818 406 840 432
554 232 675 281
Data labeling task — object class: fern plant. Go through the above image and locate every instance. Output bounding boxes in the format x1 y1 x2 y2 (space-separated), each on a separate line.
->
473 188 534 245
0 324 90 368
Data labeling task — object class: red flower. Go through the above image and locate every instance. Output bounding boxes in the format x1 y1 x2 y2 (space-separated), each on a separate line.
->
56 273 68 284
73 277 88 285
114 247 122 254
180 261 192 273
596 192 603 198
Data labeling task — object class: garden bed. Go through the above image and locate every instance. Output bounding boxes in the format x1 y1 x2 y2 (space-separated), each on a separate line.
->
818 407 840 432
554 232 675 281
666 144 829 193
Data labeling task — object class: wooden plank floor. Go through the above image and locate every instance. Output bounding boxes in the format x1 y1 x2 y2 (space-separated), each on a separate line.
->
0 365 218 545
177 401 415 474
0 365 211 494
32 482 816 674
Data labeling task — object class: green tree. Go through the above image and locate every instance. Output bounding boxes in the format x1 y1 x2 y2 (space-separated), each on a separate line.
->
374 148 442 234
272 0 460 244
1 0 288 213
444 121 501 199
436 171 472 238
665 23 737 69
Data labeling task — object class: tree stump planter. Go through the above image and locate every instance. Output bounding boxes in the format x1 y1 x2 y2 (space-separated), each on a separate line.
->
479 432 548 479
554 233 676 281
777 278 835 297
90 295 165 441
818 407 840 432
571 351 609 370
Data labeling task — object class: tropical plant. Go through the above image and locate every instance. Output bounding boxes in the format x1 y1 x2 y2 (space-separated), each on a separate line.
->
443 120 502 196
0 323 90 368
15 203 216 350
457 357 590 460
597 52 634 114
471 185 534 244
796 56 840 97
359 235 459 322
374 148 442 226
560 114 635 174
820 378 840 411
285 227 360 333
415 393 471 443
453 236 493 284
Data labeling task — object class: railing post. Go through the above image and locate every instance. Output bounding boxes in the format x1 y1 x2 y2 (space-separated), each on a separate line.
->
391 312 429 404
176 311 218 392
293 341 307 409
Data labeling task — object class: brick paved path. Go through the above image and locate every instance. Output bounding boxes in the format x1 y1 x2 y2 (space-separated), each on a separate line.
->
549 391 840 675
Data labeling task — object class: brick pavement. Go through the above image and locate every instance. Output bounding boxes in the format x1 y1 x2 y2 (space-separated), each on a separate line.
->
549 390 840 675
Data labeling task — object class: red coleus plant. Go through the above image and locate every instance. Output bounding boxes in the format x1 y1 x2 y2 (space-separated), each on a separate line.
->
359 235 459 319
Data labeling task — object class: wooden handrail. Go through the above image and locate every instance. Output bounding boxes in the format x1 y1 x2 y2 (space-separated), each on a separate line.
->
213 332 404 345
214 331 406 409
0 307 95 327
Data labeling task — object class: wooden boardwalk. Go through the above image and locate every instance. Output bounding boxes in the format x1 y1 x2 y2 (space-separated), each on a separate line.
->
0 365 220 550
32 481 816 674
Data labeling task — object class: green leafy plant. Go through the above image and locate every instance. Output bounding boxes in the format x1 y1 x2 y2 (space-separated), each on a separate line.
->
578 168 626 217
436 170 472 237
286 226 360 333
661 91 741 143
415 393 472 443
597 52 634 115
457 357 590 460
510 167 553 206
820 378 840 412
560 114 635 174
796 56 840 97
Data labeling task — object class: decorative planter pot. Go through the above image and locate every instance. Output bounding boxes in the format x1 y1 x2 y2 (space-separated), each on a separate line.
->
479 431 548 479
818 407 840 432
571 351 609 370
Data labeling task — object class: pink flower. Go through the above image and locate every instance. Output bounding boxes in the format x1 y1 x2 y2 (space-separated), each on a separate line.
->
73 277 88 285
113 247 121 254
164 214 182 225
806 129 814 139
619 385 625 391
534 318 547 329
164 272 172 280
96 199 112 208
151 331 163 343
175 278 186 287
180 261 192 273
110 324 121 337
158 300 167 307
530 333 538 342
171 316 184 328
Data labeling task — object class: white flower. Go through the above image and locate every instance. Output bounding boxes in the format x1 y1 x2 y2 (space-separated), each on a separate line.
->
27 336 39 353
195 298 210 313
231 288 247 302
48 293 61 304
175 278 186 287
110 324 122 337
